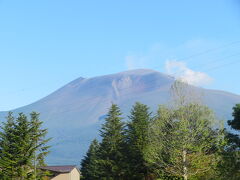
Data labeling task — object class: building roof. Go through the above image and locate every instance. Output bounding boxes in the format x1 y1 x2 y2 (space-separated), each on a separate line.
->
40 165 76 173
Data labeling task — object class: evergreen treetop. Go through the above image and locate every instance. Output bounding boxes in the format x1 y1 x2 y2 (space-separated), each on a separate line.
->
98 104 126 180
126 102 153 180
0 112 51 180
228 104 240 131
81 139 100 180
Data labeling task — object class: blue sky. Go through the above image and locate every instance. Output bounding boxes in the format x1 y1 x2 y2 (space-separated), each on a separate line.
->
0 0 240 111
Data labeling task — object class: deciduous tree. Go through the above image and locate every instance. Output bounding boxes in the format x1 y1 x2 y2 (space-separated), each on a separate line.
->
147 81 225 180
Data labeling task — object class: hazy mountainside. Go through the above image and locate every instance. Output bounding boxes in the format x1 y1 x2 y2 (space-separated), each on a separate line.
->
0 69 240 165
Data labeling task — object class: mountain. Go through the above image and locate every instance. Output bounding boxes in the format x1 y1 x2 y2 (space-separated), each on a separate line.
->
0 69 240 165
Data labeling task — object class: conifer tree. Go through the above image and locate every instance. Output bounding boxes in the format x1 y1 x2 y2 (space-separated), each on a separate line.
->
0 112 31 179
97 104 126 180
29 112 51 179
218 104 240 179
0 112 18 179
81 139 100 180
125 102 153 180
228 104 240 131
14 113 33 179
0 112 51 180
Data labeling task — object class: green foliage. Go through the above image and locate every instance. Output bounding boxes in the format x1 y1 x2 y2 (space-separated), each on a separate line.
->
0 112 19 179
81 86 240 179
97 104 126 180
217 103 240 180
15 113 33 178
29 112 51 179
217 150 240 179
0 112 51 180
148 104 225 179
125 102 154 180
81 139 100 180
228 104 240 131
146 81 228 180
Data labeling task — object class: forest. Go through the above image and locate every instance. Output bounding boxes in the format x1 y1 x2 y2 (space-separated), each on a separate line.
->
80 82 240 180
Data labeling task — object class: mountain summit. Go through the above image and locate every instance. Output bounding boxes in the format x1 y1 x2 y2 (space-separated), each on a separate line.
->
0 69 239 164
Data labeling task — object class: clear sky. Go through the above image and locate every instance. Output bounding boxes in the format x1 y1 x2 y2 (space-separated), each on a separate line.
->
0 0 240 111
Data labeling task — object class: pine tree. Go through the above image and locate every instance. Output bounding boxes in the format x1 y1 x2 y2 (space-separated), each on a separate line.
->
0 112 51 180
228 104 240 131
0 112 18 179
29 112 51 179
0 112 31 179
81 139 100 180
14 113 33 179
218 104 240 179
97 104 126 180
125 102 153 180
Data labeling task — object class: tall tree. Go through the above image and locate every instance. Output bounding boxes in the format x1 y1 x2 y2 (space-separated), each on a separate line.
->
228 104 240 131
29 112 51 179
0 112 18 179
218 104 240 179
81 139 100 180
146 105 175 179
0 112 51 180
97 104 126 180
125 102 153 180
147 82 226 180
14 113 33 179
217 135 240 180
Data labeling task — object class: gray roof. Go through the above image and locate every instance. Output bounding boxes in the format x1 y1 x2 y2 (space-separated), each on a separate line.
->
40 165 76 173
